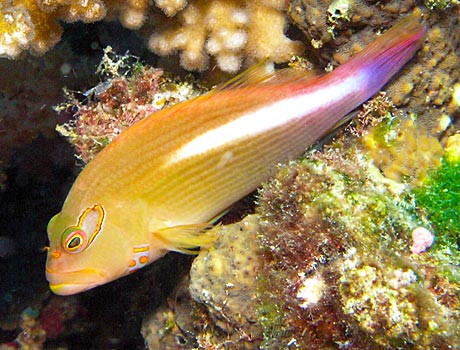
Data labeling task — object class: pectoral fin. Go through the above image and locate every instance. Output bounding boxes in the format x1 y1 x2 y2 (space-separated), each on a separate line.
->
152 223 218 255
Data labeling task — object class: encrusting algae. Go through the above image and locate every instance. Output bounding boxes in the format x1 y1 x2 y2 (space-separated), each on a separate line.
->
362 116 444 186
141 142 460 349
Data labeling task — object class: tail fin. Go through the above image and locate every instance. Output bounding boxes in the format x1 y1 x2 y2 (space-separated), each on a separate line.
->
335 14 426 97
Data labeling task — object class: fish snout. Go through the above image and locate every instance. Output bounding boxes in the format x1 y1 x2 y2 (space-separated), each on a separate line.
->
45 267 109 295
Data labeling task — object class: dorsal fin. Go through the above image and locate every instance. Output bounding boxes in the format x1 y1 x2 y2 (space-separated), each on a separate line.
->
215 60 277 90
213 59 323 92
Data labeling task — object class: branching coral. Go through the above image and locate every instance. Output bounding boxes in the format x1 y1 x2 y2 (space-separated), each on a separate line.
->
148 0 304 72
0 1 35 58
154 0 188 16
0 0 100 58
0 0 148 58
1 0 303 73
104 0 151 29
0 0 158 58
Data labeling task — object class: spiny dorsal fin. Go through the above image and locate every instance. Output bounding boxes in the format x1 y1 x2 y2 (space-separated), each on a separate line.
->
213 59 322 92
215 60 277 90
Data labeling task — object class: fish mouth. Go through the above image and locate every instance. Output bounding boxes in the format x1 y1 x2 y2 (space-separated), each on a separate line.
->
46 267 109 295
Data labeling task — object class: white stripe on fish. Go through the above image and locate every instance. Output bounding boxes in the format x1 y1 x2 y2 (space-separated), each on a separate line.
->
168 73 366 164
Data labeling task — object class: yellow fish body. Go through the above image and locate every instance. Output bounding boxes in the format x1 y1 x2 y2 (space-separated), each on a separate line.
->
46 16 425 295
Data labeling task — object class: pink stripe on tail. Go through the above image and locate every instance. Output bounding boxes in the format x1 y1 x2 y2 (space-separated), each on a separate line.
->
333 14 426 102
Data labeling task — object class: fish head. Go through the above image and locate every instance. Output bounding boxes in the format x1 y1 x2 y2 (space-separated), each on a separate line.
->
45 204 133 295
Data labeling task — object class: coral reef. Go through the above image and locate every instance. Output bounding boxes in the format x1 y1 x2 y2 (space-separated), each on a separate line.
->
142 216 264 349
289 1 460 124
338 250 456 348
362 116 444 186
256 147 458 349
55 47 207 162
255 151 425 349
148 0 304 72
1 0 303 73
0 0 101 58
2 1 460 349
141 144 460 349
0 296 82 350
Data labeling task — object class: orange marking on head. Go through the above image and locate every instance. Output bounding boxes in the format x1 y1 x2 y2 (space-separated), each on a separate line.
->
129 260 136 268
133 246 149 253
51 250 61 259
139 256 149 264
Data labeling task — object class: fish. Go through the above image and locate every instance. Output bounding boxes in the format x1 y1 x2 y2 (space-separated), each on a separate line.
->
46 14 426 295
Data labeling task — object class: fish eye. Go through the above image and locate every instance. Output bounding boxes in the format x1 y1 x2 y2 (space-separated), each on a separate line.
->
62 227 88 254
68 236 82 249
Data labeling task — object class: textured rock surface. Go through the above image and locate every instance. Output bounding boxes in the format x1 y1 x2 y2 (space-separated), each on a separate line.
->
289 1 460 122
142 215 264 349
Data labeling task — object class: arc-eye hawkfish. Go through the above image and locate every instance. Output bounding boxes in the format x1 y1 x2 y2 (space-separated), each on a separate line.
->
46 14 426 295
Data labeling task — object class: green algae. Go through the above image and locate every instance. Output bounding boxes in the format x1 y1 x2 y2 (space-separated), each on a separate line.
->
424 0 460 10
413 159 460 256
256 282 288 350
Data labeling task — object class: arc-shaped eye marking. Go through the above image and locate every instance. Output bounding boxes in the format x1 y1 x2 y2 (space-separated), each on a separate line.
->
77 204 106 247
61 204 106 254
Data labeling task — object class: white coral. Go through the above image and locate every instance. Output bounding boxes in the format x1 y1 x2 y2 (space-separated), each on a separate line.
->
148 0 303 72
155 0 188 16
2 0 303 72
0 4 34 58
